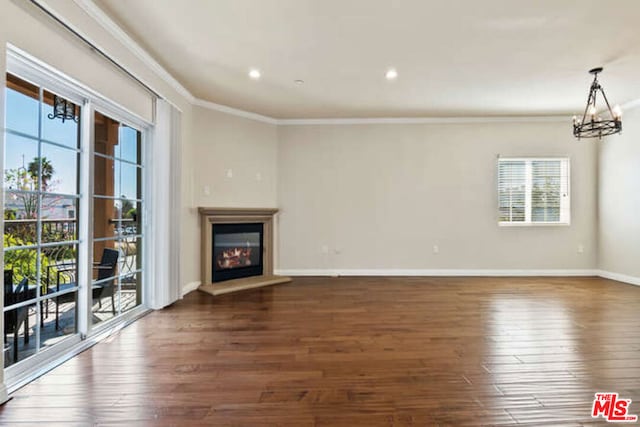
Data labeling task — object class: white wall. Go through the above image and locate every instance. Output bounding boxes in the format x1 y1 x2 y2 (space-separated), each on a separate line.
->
598 106 640 281
277 120 598 273
186 106 279 285
191 106 278 208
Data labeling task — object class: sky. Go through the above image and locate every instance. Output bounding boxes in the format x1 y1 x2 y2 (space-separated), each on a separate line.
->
4 86 141 212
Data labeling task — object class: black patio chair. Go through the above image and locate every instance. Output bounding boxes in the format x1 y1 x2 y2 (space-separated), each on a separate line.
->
49 248 119 329
4 270 32 364
92 248 119 315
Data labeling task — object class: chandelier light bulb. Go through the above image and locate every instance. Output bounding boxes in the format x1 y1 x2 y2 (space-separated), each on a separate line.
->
589 104 597 116
612 104 622 119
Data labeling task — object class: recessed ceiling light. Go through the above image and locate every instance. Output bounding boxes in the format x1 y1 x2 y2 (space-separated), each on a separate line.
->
294 79 304 85
249 69 261 80
385 68 398 80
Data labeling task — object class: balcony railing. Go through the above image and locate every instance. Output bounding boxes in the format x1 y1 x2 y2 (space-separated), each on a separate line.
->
4 218 138 281
4 218 77 243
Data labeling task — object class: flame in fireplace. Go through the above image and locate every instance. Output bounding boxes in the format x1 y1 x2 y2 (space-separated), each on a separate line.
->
217 247 253 269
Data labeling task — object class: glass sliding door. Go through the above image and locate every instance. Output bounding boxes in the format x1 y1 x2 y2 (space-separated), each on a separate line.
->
3 64 148 377
3 74 81 367
92 111 143 325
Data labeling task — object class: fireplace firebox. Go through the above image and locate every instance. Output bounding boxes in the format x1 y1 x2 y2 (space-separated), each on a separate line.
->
212 223 263 282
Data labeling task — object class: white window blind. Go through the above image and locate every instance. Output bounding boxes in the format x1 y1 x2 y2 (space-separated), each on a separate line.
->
498 158 570 225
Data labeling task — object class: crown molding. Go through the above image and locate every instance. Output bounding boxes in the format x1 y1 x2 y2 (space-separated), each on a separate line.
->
276 115 569 126
71 0 196 103
190 102 569 126
192 98 278 125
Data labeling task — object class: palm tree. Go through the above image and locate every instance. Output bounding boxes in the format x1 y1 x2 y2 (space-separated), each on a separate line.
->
28 156 54 191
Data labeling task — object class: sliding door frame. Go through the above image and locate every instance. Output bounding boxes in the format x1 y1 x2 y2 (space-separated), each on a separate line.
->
3 45 153 389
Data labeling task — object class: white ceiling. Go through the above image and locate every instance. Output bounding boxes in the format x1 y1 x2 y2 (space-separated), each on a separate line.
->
95 0 640 119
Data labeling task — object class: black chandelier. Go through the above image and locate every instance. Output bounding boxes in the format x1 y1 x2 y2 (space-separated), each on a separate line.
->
47 94 78 123
573 67 622 140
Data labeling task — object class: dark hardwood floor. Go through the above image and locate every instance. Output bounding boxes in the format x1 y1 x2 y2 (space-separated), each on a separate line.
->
2 276 639 426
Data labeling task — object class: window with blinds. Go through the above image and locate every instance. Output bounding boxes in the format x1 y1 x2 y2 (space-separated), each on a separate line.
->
498 158 570 225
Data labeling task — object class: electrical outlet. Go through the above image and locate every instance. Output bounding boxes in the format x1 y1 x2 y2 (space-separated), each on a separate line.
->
578 245 584 254
202 185 210 196
321 245 329 254
225 169 233 178
256 172 262 181
433 245 439 254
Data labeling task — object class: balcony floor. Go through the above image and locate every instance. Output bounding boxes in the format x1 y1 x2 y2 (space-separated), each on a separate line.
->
4 290 139 368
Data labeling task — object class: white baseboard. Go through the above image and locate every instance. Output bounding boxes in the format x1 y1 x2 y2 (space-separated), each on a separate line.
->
0 383 8 405
276 269 338 276
181 281 201 297
275 269 598 277
597 270 640 286
276 268 640 287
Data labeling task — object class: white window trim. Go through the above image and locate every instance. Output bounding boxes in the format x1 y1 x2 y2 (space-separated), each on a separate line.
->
497 156 571 227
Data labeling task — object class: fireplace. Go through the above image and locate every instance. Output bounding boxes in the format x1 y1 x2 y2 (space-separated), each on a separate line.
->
198 207 290 296
212 223 263 282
